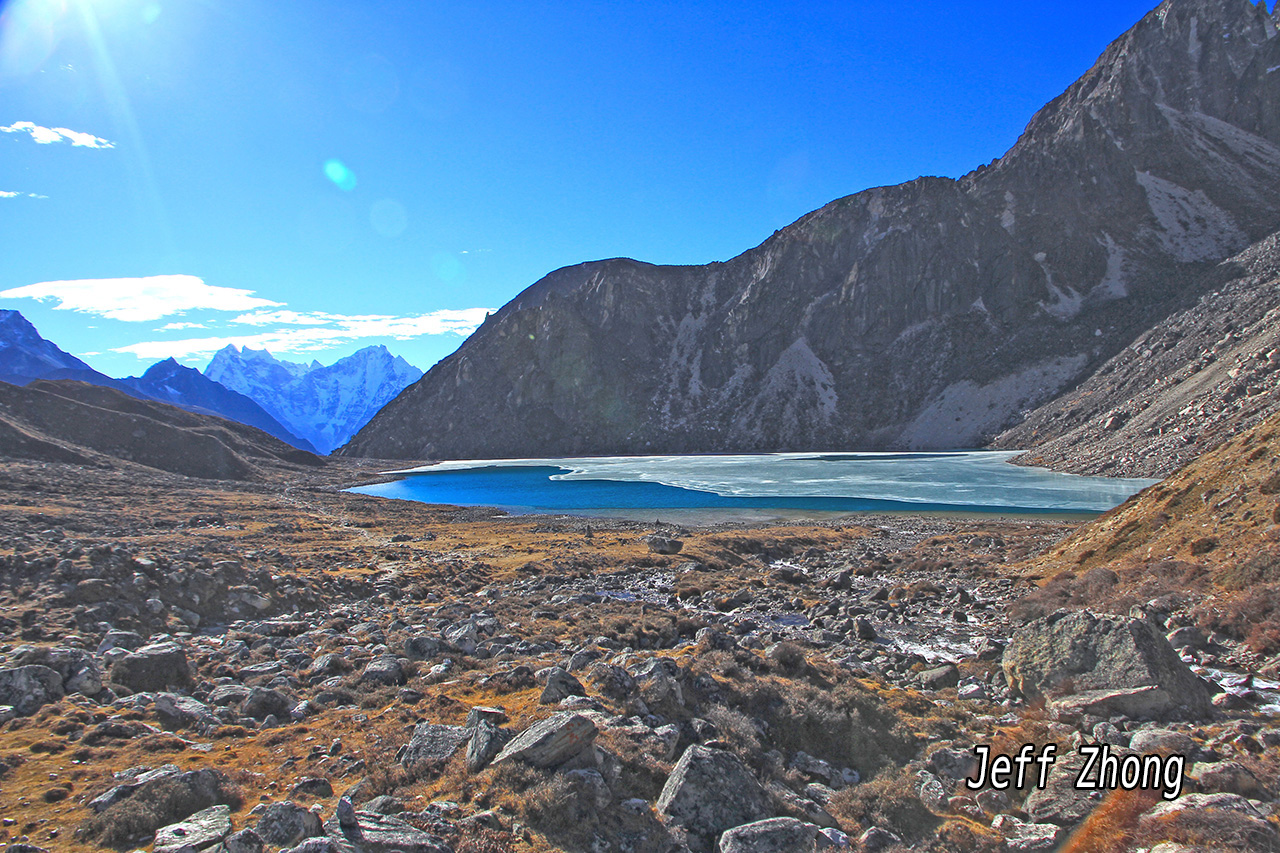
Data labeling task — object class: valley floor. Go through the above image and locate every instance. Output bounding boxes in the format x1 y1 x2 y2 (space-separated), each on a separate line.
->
0 458 1276 853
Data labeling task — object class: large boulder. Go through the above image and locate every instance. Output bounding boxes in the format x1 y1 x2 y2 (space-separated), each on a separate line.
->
256 801 323 847
492 712 597 769
242 687 293 720
0 665 64 716
323 809 453 853
399 723 471 769
154 804 232 853
108 641 192 694
1003 611 1210 718
11 646 102 695
657 745 772 853
717 817 822 853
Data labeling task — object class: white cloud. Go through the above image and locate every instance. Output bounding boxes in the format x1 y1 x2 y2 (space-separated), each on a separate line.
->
113 308 492 360
0 190 49 199
0 275 283 322
160 321 207 330
230 310 338 326
1 121 115 148
0 191 16 198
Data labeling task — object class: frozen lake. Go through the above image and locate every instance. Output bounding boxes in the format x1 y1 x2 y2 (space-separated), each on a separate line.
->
348 452 1159 520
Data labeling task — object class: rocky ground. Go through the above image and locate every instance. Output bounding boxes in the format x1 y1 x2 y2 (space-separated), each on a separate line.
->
0 456 1277 853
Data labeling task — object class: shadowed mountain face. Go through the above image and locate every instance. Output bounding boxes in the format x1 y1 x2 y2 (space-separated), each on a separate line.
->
342 0 1280 461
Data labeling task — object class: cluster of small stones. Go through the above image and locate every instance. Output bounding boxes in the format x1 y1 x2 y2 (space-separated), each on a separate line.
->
0 517 1276 852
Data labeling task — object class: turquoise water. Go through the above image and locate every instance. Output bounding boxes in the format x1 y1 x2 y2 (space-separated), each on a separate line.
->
347 452 1159 519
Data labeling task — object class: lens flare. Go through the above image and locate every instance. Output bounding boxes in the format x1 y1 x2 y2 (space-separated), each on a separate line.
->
323 159 357 191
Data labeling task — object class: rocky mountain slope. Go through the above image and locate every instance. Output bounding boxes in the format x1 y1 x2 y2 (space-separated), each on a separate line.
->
121 358 317 454
207 345 422 454
1016 408 1280 666
344 0 1280 461
996 231 1280 477
0 379 323 480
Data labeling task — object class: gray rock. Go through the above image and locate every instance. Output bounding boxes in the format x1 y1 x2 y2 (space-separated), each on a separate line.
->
97 629 145 653
403 636 442 661
1022 750 1102 828
646 536 684 555
359 656 405 687
242 687 293 720
493 712 597 769
919 664 960 690
256 801 323 846
464 706 507 728
308 653 352 677
0 665 63 716
657 745 771 853
153 804 232 853
1003 611 1210 718
208 684 252 707
223 827 265 853
466 720 510 773
1128 729 1195 755
400 722 471 769
291 777 335 798
857 827 902 853
990 815 1064 852
108 642 192 694
89 767 225 818
538 667 584 704
323 810 454 853
10 646 101 696
717 817 821 853
1188 761 1264 798
155 693 219 728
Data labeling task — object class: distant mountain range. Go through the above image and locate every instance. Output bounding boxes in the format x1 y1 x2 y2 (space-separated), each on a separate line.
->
340 0 1280 465
205 345 422 454
0 310 421 455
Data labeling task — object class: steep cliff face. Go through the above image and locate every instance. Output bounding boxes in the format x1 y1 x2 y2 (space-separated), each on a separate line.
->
344 0 1280 461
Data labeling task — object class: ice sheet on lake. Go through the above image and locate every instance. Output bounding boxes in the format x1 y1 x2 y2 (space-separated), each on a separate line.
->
386 451 1158 513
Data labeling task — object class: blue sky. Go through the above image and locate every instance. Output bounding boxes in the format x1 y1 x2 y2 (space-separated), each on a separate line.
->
1 0 1161 376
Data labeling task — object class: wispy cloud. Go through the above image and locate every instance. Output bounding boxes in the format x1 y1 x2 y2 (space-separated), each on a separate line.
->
0 190 48 199
1 121 115 148
0 275 283 322
113 308 492 360
160 321 207 330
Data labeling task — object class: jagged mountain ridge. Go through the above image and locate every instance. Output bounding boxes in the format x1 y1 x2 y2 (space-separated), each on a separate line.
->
343 0 1280 461
121 358 318 454
206 345 422 454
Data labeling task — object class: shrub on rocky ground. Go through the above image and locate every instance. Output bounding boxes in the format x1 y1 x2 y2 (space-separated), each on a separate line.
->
826 765 939 843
